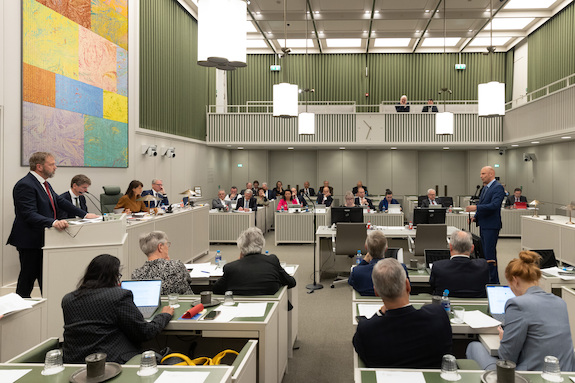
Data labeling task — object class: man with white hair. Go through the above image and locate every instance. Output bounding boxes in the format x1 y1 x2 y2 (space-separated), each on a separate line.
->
212 190 227 210
395 95 410 112
142 179 169 208
213 227 296 295
261 182 273 200
466 166 505 283
429 230 489 297
236 189 257 212
421 188 439 207
291 187 307 206
353 258 452 368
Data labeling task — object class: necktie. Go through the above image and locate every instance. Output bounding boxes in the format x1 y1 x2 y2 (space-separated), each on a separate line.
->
516 197 519 203
44 181 57 219
75 197 79 207
245 199 249 209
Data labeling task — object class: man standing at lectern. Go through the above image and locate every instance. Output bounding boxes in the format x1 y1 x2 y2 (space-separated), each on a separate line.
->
465 166 505 283
7 152 99 297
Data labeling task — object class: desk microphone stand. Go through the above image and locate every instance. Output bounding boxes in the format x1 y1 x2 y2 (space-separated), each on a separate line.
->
304 194 323 293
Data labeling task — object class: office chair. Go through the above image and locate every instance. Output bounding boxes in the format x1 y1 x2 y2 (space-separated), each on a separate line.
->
331 223 367 288
424 249 451 268
407 224 448 258
100 185 122 213
439 196 453 208
417 195 427 207
533 249 557 269
384 247 404 263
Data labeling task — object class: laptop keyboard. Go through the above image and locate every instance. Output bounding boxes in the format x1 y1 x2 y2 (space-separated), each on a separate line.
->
139 306 157 319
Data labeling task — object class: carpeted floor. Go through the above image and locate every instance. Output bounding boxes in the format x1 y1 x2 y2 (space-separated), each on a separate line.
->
210 233 522 383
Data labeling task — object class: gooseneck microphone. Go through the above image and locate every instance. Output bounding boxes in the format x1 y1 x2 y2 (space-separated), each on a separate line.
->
84 191 103 215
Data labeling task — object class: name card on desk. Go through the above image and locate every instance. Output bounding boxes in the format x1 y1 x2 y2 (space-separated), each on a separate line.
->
315 208 326 213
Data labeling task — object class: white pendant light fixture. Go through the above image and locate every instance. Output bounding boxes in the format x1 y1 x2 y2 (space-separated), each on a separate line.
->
298 3 315 134
478 0 505 116
273 0 298 118
197 0 247 70
436 0 454 135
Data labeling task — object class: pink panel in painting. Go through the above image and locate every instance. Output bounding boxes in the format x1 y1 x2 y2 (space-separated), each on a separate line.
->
78 26 117 92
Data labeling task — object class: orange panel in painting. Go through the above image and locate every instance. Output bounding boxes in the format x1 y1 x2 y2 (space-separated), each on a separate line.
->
23 63 56 107
37 0 92 29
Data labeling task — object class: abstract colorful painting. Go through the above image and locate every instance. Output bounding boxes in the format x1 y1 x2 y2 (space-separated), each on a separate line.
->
22 0 128 167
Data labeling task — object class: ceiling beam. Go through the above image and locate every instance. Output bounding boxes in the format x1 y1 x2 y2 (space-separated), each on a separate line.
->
247 7 278 54
306 0 323 54
412 0 442 53
365 0 377 54
460 0 510 52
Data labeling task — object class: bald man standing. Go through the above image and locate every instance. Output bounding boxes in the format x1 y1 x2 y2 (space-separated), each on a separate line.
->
465 166 505 283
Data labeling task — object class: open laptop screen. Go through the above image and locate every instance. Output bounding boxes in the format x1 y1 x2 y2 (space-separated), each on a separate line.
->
486 285 516 315
121 280 162 307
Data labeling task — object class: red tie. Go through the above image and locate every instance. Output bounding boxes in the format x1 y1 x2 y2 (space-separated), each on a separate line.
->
44 181 57 219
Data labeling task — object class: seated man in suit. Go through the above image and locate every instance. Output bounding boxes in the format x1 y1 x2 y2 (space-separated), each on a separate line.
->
318 180 334 196
421 188 441 207
212 190 228 210
505 187 527 208
225 186 240 201
429 230 489 298
378 190 401 212
349 231 409 296
59 174 91 218
317 186 333 207
261 182 274 200
240 182 253 196
236 189 257 212
213 227 296 295
290 187 307 206
422 99 439 112
299 181 315 198
352 181 369 196
353 258 452 368
354 187 375 210
141 179 169 208
395 95 410 112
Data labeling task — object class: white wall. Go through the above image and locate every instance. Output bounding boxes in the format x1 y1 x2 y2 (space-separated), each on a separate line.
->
0 0 231 288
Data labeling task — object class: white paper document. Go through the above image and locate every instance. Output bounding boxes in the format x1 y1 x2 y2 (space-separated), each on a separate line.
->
0 293 34 316
210 306 239 322
376 371 426 383
153 371 210 383
541 267 575 281
187 263 219 278
357 304 382 318
235 303 267 318
463 310 501 328
283 266 296 275
0 369 32 383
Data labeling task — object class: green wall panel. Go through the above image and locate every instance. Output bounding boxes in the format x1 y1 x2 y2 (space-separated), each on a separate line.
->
228 53 509 105
528 1 575 92
140 0 215 140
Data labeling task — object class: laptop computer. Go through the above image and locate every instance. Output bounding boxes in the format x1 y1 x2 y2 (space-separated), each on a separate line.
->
514 202 527 209
388 203 401 214
121 280 162 319
486 284 516 324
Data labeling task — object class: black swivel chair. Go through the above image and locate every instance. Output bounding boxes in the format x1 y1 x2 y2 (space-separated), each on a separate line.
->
424 249 451 268
533 249 558 269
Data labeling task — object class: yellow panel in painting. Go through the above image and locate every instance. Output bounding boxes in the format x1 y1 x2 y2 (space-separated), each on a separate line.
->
91 0 128 50
23 0 79 79
102 0 128 18
103 91 128 123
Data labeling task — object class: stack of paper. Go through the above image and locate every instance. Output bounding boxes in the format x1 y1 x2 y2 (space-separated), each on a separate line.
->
0 293 33 316
541 267 575 281
463 310 501 328
357 304 382 319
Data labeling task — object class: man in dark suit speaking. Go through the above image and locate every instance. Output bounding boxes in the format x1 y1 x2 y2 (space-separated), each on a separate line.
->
59 174 91 218
466 166 506 283
353 258 452 368
504 187 527 208
429 230 489 297
7 152 99 297
236 189 257 212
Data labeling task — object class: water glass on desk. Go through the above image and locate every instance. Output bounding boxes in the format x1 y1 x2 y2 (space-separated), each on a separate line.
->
41 349 65 375
137 350 158 376
224 291 234 306
541 355 563 382
168 294 180 309
440 354 461 381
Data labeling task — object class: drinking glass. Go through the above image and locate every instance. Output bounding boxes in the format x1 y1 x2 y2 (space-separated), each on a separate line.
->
137 350 158 376
41 349 64 375
440 354 461 381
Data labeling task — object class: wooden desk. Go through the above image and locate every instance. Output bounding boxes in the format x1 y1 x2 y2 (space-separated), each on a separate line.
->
0 300 47 363
209 211 255 243
522 215 575 265
0 363 233 383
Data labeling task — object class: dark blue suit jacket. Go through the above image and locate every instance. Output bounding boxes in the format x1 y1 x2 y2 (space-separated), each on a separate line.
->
429 256 490 297
141 189 170 208
59 191 88 218
7 173 86 249
349 258 410 296
378 198 399 212
475 181 505 229
235 197 257 211
316 194 333 207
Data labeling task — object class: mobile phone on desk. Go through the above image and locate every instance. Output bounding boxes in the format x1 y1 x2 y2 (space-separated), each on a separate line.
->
203 310 220 320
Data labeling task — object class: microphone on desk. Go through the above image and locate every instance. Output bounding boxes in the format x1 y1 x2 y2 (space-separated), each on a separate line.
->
84 191 103 215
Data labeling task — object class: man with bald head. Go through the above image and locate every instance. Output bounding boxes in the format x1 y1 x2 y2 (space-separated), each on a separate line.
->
212 190 228 210
466 166 505 283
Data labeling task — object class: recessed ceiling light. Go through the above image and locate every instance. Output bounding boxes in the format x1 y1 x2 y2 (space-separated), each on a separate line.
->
267 31 272 34
238 147 244 150
226 145 232 147
495 147 500 149
561 136 572 139
288 147 294 150
318 31 324 34
365 11 370 14
487 18 535 30
326 38 362 48
374 10 379 14
390 147 397 150
416 30 420 33
374 38 411 47
425 10 430 13
443 147 449 150
469 29 473 32
469 37 511 46
363 30 368 33
255 11 260 15
421 37 460 47
485 8 491 12
531 141 540 144
504 0 555 9
339 147 346 150
314 11 319 14
511 144 519 147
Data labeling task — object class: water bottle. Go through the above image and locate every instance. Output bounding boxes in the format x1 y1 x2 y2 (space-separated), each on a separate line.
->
448 205 453 213
355 250 363 265
441 289 451 314
409 221 413 230
215 250 222 267
367 220 372 230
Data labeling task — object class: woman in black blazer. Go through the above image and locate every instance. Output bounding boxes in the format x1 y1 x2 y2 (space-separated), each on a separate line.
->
62 254 174 364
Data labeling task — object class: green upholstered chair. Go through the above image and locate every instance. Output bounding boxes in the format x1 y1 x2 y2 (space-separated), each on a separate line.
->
100 185 122 213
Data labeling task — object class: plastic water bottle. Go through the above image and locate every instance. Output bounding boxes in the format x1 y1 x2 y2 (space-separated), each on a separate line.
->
448 205 453 213
355 250 362 265
367 220 372 230
441 289 451 314
409 221 413 230
215 250 222 267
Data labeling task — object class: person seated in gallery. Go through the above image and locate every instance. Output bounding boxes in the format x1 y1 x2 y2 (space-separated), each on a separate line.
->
131 231 193 295
352 181 368 196
395 95 410 112
348 230 410 296
354 187 375 209
212 189 228 210
62 254 173 364
318 180 334 195
378 190 401 212
290 187 307 206
212 227 296 295
353 258 452 368
422 99 439 112
504 188 527 208
256 188 269 206
225 186 240 201
429 230 489 298
299 181 315 197
421 188 441 207
277 189 294 211
115 180 149 213
317 186 334 207
343 191 356 207
236 189 257 212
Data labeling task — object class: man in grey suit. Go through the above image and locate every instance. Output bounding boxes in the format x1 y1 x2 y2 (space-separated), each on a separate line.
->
212 190 228 210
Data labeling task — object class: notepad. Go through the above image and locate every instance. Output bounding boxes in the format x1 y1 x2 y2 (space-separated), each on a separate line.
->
235 303 267 317
0 369 32 383
154 371 210 383
357 304 382 318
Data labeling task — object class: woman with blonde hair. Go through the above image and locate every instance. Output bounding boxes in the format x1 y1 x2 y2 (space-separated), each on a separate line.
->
467 251 575 371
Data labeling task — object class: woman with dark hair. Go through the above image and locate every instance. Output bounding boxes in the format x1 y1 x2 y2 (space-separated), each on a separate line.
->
115 180 149 213
276 189 293 211
273 181 285 199
62 254 173 364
